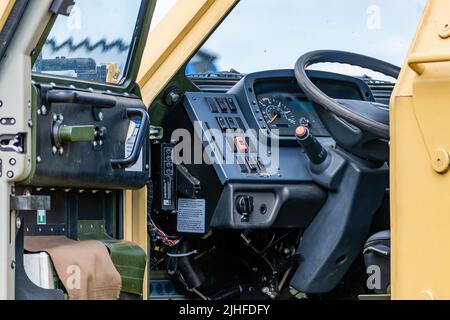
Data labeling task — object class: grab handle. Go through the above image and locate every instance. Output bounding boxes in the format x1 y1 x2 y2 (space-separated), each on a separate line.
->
408 52 450 75
111 108 149 169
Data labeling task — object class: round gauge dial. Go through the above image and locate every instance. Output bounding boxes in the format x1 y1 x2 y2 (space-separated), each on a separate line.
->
259 97 297 131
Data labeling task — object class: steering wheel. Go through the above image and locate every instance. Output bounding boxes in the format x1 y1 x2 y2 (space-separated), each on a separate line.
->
295 50 400 162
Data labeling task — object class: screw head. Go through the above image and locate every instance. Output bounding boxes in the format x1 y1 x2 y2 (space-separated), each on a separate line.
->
15 217 22 229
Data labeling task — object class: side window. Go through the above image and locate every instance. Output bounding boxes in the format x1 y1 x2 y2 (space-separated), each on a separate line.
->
32 0 143 84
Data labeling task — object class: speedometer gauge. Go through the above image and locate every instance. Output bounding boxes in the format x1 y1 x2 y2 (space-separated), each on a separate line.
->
259 97 297 132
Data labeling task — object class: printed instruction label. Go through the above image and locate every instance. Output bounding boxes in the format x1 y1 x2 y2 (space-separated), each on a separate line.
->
125 120 144 172
177 199 206 234
162 144 175 210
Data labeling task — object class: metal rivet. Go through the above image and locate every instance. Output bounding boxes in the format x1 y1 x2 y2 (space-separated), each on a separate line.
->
52 146 58 155
28 120 33 128
98 112 104 121
58 148 64 156
9 159 16 166
10 261 15 270
41 105 47 115
15 217 21 229
7 171 14 178
1 119 6 125
36 156 42 163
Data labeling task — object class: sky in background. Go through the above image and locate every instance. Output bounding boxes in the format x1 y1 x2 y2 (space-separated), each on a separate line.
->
151 0 426 80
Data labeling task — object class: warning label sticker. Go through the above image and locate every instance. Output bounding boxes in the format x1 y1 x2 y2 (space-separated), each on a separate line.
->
177 199 206 234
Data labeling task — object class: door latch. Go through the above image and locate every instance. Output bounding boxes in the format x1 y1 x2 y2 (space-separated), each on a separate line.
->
0 134 25 154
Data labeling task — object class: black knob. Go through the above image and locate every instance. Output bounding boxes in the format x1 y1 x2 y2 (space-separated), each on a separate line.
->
295 126 328 165
235 196 254 223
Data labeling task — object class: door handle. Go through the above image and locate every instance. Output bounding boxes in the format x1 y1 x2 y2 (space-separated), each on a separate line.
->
408 52 450 75
111 108 149 169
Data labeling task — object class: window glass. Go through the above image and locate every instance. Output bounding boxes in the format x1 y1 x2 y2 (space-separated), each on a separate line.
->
33 0 142 84
187 0 426 82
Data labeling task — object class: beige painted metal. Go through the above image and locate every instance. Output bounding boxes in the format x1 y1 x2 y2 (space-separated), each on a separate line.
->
391 0 450 300
137 0 238 106
0 0 54 300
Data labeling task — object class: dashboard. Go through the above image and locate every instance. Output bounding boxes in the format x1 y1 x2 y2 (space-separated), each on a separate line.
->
158 69 377 230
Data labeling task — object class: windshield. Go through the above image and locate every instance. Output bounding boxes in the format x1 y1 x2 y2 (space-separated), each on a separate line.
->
184 0 426 81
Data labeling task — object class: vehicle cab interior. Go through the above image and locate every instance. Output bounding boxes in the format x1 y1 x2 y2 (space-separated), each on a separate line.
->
0 0 428 300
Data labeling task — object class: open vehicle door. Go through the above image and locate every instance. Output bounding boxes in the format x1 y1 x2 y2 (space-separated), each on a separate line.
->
0 0 156 300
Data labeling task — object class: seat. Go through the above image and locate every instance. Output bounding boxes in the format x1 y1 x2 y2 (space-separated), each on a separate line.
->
363 230 391 294
77 220 147 298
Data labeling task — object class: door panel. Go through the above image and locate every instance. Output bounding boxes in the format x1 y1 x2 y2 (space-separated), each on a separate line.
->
391 0 450 300
25 85 150 189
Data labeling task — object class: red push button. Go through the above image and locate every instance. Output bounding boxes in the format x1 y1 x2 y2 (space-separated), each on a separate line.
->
234 136 248 153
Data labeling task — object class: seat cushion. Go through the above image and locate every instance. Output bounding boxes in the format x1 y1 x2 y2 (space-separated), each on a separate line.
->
364 230 391 294
77 220 146 296
24 236 122 300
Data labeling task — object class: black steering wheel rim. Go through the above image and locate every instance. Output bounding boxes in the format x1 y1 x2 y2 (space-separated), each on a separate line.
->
294 50 400 139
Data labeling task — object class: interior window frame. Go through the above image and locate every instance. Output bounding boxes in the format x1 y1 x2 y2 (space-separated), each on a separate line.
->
31 0 151 93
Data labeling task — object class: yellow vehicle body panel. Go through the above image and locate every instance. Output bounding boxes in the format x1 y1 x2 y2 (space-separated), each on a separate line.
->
0 0 16 31
391 0 450 300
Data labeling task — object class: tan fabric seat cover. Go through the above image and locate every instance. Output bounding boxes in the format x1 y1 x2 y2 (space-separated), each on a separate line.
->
25 236 121 300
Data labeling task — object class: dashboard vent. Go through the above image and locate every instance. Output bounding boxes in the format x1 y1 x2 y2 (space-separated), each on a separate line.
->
188 73 242 93
365 80 396 105
189 75 397 105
